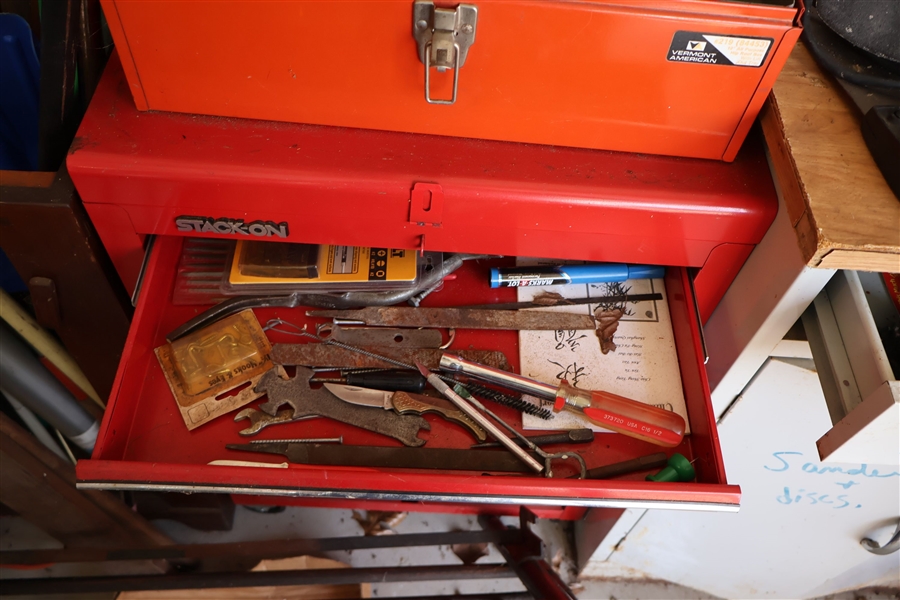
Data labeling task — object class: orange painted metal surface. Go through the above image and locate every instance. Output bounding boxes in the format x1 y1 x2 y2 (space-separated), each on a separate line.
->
100 0 800 161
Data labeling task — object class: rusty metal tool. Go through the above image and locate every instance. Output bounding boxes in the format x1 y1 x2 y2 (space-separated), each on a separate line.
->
234 407 319 436
305 306 596 331
249 437 343 445
167 253 491 342
568 452 669 480
271 345 510 371
255 366 430 447
471 429 593 449
324 383 487 442
462 293 663 311
318 324 443 348
264 320 536 425
226 442 537 473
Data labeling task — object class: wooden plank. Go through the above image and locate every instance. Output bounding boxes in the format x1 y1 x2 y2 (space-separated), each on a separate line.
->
0 413 170 548
817 250 900 272
0 168 133 399
761 42 900 271
118 556 367 600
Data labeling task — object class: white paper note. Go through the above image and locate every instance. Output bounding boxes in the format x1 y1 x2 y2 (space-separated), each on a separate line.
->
516 263 690 434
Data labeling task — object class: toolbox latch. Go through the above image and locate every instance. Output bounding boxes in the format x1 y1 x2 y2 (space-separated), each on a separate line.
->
413 1 477 105
409 182 444 227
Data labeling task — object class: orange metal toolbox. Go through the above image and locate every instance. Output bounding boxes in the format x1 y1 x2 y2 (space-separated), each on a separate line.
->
101 0 802 161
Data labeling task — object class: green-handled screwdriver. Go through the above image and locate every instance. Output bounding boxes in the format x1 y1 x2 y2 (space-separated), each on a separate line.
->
646 453 696 482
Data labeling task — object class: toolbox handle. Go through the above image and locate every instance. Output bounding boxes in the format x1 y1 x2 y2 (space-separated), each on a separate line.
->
424 42 461 105
413 1 477 105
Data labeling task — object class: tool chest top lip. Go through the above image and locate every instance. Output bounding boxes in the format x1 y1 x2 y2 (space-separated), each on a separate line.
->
68 54 777 247
75 235 738 513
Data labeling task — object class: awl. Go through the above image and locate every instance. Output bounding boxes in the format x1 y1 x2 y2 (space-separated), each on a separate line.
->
306 307 595 331
324 383 487 442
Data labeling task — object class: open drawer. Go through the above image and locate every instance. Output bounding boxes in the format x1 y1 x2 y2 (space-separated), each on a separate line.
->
76 236 740 514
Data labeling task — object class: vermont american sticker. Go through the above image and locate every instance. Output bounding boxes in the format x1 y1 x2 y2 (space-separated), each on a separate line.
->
667 31 773 67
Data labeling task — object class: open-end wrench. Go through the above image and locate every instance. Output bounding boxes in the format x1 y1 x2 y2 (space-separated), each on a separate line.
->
234 407 319 436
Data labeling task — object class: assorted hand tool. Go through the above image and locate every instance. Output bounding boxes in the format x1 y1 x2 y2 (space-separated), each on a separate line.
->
160 250 696 485
462 292 663 311
414 362 545 474
265 320 544 421
448 381 553 420
249 437 343 445
450 383 587 479
471 429 593 449
227 442 540 473
271 344 511 372
305 306 596 331
574 452 669 480
166 253 491 342
324 383 487 442
255 367 431 447
646 453 696 482
318 325 443 348
234 407 319 436
440 353 686 448
308 369 426 392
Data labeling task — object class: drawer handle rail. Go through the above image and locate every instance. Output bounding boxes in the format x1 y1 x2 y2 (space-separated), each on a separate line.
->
861 519 900 555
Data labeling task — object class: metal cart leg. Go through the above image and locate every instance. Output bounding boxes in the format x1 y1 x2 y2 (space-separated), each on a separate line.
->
1 508 577 598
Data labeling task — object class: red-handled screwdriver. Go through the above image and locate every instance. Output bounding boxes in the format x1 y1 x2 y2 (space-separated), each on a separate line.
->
555 380 685 447
440 353 685 448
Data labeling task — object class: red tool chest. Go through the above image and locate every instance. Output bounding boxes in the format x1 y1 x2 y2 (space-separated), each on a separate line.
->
68 54 779 515
100 0 802 161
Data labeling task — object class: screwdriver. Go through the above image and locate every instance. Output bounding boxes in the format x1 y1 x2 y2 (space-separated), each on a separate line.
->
309 369 426 393
440 354 685 448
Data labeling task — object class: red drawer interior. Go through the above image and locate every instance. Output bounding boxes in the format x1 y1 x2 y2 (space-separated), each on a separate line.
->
77 236 740 513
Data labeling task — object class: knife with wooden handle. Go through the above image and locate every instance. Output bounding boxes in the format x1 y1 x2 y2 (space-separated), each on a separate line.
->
324 384 487 442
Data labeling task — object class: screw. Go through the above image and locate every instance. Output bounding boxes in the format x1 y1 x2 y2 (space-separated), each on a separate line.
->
462 24 473 33
416 19 428 29
250 437 343 445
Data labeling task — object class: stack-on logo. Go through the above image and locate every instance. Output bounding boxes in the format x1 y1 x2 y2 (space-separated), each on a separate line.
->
175 216 290 238
667 31 773 67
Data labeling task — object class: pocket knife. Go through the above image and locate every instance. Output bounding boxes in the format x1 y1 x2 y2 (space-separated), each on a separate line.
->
324 383 487 442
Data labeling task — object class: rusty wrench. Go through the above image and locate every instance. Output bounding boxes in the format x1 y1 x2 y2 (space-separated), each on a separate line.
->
234 407 319 436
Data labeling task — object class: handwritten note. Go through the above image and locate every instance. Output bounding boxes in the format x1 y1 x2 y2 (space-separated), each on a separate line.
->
763 450 899 510
515 261 689 433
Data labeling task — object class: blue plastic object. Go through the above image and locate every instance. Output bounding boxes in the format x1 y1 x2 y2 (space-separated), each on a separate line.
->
490 263 666 288
0 13 41 171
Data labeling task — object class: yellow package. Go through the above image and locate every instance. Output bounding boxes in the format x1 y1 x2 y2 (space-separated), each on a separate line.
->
225 241 418 292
